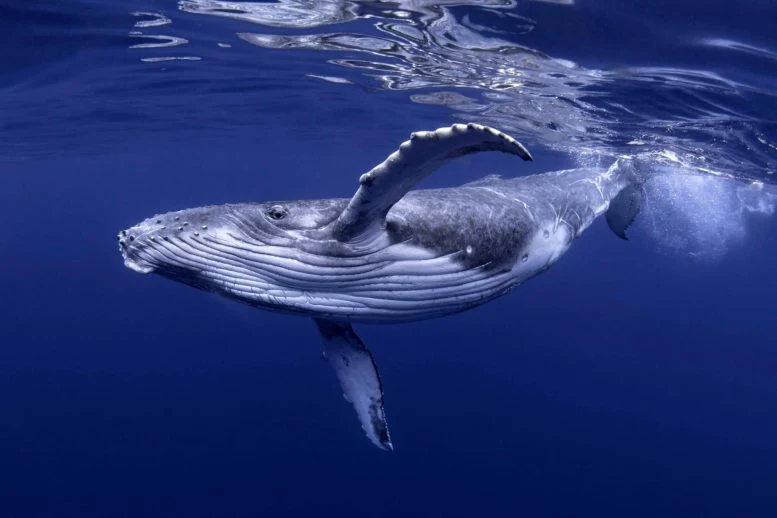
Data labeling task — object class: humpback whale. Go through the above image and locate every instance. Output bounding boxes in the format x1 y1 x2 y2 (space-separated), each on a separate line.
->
119 124 643 450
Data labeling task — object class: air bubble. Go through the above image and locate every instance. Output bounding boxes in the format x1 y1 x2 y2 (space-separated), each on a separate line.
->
521 254 528 263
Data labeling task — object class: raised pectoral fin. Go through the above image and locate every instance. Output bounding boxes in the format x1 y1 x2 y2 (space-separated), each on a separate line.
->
314 318 393 451
332 123 532 241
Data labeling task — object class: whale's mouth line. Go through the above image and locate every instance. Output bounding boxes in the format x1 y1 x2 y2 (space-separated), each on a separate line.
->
121 240 157 274
123 255 155 274
118 223 175 274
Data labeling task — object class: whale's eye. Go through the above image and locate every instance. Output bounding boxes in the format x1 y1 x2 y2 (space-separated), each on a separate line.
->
267 205 288 221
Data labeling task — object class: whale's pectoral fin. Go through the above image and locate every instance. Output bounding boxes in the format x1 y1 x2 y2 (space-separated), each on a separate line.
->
314 318 393 451
331 123 532 241
606 182 644 240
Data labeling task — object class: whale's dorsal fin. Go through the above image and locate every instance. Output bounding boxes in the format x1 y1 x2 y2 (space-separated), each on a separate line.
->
331 123 532 241
314 318 392 451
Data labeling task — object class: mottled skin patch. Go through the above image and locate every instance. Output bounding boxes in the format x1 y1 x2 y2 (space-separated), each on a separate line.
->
387 187 533 270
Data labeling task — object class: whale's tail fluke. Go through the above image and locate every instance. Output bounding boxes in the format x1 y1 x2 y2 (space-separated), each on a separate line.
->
606 182 644 239
605 158 646 240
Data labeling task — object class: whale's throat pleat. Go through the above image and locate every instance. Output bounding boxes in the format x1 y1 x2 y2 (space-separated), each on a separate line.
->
137 227 515 322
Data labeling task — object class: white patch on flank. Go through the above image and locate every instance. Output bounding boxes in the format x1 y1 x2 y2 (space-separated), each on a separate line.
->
510 226 571 283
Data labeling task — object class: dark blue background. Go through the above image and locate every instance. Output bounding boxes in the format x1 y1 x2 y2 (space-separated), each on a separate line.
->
2 0 777 516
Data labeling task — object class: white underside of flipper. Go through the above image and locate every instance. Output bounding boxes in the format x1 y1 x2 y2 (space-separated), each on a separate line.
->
314 319 392 451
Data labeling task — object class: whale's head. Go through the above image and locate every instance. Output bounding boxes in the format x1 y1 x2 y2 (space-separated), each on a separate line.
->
118 199 372 315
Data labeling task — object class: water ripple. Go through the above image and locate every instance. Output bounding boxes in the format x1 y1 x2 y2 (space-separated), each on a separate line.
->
182 0 776 181
701 38 777 63
178 0 360 29
2 0 775 183
128 11 200 63
132 12 172 28
129 32 188 49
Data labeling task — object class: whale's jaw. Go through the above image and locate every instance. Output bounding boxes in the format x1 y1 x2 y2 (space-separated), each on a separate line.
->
117 213 186 275
118 226 157 274
122 254 155 274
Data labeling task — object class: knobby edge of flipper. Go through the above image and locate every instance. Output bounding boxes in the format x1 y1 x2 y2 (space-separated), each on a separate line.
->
330 123 532 242
314 318 393 451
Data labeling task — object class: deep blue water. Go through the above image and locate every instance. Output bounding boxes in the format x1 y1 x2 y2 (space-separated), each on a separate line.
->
2 1 777 516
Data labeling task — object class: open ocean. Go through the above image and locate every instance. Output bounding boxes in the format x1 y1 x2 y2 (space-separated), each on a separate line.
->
2 0 777 516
